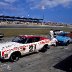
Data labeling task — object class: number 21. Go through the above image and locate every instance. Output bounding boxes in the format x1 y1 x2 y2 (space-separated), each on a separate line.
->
29 44 36 52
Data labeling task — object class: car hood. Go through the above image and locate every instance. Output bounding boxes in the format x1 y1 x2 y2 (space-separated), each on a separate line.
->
0 41 19 51
56 36 71 41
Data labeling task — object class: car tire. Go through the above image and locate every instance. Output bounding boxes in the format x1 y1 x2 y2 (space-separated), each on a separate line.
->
65 41 69 46
40 44 49 52
9 53 20 62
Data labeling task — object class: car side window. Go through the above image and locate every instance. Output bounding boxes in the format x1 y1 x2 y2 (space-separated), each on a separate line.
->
26 37 40 43
12 36 27 44
27 38 33 43
33 37 40 42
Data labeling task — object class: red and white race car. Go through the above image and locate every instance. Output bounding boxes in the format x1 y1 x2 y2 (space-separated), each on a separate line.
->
0 35 55 62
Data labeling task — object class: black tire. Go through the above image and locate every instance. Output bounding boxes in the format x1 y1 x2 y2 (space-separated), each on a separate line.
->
65 41 70 46
40 44 49 52
10 52 20 62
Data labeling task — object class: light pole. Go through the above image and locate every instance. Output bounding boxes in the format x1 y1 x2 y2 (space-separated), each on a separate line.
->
41 6 45 25
28 14 29 17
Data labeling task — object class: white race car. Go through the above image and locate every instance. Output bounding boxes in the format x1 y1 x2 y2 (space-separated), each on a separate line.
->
54 30 63 35
0 35 55 62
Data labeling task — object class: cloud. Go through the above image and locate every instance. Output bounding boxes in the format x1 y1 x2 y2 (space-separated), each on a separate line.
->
0 13 4 15
4 0 16 3
29 0 72 9
0 1 17 13
0 2 9 6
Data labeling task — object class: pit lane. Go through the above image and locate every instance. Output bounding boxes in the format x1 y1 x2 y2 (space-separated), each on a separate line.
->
0 37 72 72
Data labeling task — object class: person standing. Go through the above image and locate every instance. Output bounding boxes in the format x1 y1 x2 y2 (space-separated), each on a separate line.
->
51 37 58 46
50 29 54 39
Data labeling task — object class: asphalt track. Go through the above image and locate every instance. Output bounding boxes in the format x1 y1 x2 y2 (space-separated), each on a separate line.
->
0 37 72 72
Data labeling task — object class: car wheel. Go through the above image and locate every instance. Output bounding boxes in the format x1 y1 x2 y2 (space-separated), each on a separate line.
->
40 44 49 52
65 41 69 46
10 53 20 62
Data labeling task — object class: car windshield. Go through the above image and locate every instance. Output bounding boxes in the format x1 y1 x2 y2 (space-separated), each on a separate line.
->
58 33 66 36
12 36 27 44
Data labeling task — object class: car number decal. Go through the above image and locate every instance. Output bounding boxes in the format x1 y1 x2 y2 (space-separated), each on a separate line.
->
29 44 36 52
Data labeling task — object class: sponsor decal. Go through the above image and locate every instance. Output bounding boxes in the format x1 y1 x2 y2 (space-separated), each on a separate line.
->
40 39 50 44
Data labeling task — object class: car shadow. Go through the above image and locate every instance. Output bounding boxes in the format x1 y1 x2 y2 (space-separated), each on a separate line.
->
20 52 38 58
0 38 4 41
0 59 10 63
0 52 39 63
53 55 72 72
0 49 48 63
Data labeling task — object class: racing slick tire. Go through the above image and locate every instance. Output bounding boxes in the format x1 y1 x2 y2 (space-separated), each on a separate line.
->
9 52 21 62
39 44 49 52
65 41 70 46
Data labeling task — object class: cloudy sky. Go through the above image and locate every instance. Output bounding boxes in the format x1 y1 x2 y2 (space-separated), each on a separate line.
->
0 0 72 24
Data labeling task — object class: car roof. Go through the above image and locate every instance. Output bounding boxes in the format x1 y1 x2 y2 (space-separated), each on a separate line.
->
19 35 48 39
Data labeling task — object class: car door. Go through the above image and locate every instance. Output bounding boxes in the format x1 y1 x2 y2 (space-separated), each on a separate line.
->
19 37 34 55
32 37 41 51
26 37 37 53
20 36 44 55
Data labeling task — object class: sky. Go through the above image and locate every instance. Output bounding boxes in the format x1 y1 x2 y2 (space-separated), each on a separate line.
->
0 0 72 24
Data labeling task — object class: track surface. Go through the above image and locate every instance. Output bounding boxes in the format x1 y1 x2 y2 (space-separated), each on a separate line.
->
0 37 72 72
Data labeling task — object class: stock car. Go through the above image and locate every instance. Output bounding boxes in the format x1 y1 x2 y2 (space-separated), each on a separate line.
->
66 31 72 39
0 35 55 62
56 33 72 46
54 30 63 36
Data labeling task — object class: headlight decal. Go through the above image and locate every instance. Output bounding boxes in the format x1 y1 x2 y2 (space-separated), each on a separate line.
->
2 51 4 57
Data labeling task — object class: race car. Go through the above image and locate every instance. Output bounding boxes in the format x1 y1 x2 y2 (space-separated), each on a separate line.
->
56 34 72 46
66 31 72 38
53 30 63 36
0 35 53 62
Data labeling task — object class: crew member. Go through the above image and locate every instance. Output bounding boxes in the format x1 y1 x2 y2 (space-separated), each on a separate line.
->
51 37 58 46
50 29 54 39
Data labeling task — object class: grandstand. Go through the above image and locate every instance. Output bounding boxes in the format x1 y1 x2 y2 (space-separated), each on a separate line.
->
0 15 43 26
0 15 43 22
0 15 71 27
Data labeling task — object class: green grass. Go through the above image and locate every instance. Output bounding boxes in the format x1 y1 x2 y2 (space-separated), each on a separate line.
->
0 27 72 37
